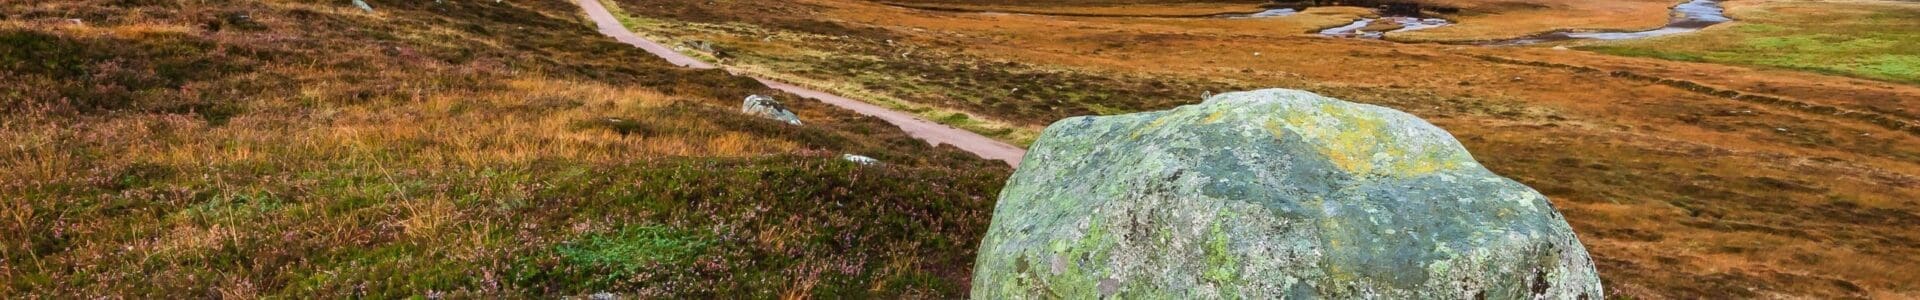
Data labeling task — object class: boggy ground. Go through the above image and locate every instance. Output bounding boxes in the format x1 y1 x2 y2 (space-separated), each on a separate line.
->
612 0 1920 298
0 0 1011 297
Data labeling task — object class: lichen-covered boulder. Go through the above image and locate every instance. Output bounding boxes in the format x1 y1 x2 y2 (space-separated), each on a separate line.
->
742 95 802 126
972 89 1601 299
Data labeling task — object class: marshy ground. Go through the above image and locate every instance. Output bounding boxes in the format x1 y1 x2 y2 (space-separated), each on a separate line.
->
610 0 1919 297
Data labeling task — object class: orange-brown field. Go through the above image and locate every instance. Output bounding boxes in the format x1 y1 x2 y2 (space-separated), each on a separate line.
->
871 0 1687 42
1397 0 1678 41
613 0 1920 298
876 2 1271 17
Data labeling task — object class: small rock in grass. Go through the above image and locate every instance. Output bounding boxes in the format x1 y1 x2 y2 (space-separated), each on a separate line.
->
842 154 880 166
742 95 802 126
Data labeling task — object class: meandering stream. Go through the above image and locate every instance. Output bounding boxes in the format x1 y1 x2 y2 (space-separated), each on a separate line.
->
1219 8 1299 19
1215 0 1732 44
1486 0 1731 45
1317 17 1453 39
886 0 1729 44
1311 0 1731 44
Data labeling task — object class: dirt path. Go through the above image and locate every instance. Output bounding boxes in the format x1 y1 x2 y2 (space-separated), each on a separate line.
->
575 0 1027 166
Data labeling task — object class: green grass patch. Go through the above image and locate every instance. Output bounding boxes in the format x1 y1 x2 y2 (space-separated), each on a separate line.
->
1578 3 1920 84
1580 46 1706 62
558 226 716 272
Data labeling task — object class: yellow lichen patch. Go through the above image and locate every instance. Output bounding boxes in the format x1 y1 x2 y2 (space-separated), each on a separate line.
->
1390 149 1466 177
1293 103 1386 176
1131 114 1178 139
1266 102 1464 178
1261 119 1290 141
1201 110 1230 124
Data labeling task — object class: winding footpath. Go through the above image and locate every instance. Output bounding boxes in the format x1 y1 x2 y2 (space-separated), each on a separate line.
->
575 0 1026 167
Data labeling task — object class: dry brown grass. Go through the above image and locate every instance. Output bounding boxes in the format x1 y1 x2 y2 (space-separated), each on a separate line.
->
1394 0 1678 41
876 1 1271 17
1 75 795 186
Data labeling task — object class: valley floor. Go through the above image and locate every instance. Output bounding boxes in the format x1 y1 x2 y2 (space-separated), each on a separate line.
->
609 0 1920 297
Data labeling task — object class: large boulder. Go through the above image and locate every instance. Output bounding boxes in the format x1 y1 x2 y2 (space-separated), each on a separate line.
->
972 89 1601 299
742 95 803 126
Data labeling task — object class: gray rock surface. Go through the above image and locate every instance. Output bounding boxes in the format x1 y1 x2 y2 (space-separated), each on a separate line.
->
351 0 374 12
972 89 1601 299
742 95 802 126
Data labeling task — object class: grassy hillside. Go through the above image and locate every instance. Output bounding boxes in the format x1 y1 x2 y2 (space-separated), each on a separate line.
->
0 0 1009 298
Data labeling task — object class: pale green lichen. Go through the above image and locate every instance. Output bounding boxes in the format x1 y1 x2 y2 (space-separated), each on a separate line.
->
1204 217 1243 296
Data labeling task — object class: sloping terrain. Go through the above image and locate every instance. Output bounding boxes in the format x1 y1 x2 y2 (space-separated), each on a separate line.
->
609 0 1920 298
0 0 1008 297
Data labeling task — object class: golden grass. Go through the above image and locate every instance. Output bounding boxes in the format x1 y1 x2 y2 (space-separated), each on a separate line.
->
1393 0 1679 41
0 75 794 188
877 2 1271 17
